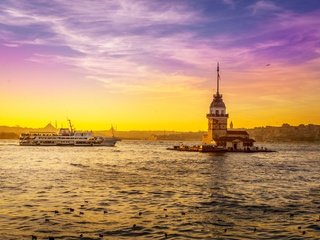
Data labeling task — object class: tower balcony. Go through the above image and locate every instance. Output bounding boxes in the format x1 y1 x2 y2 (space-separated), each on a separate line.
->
207 113 229 118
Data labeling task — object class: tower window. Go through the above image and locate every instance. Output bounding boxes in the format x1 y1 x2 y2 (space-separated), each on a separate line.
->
216 110 219 115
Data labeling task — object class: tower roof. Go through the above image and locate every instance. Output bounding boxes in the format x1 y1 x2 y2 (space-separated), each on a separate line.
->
210 62 226 109
210 94 226 108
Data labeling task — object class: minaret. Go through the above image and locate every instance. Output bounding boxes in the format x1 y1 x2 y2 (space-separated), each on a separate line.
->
204 62 229 144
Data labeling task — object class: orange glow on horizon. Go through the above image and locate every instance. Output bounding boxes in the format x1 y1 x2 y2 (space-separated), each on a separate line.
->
1 61 319 132
1 1 319 131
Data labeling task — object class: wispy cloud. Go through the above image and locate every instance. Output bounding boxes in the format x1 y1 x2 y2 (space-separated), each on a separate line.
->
0 0 210 93
0 0 319 95
248 0 281 14
222 0 236 9
2 42 19 47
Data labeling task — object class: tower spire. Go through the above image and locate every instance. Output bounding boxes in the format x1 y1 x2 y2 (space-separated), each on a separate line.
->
217 62 220 95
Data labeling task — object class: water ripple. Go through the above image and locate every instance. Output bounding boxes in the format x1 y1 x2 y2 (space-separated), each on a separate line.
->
0 140 319 239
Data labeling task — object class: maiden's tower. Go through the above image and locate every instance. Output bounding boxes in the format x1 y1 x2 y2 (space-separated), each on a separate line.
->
169 63 273 153
203 62 228 143
203 63 255 151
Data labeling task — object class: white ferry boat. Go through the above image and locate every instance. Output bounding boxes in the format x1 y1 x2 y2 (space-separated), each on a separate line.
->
19 121 119 147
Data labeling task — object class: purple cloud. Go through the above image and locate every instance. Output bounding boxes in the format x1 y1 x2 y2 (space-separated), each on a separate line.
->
248 0 281 14
0 0 319 95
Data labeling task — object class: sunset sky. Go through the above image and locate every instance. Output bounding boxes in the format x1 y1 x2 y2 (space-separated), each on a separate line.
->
1 0 319 131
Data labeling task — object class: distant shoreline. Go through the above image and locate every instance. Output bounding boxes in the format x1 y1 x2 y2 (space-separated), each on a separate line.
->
1 123 319 142
1 138 319 144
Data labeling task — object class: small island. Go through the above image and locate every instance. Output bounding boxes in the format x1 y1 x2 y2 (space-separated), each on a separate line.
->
169 63 275 153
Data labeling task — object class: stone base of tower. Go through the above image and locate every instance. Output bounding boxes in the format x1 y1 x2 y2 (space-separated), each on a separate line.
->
202 129 228 145
202 133 214 144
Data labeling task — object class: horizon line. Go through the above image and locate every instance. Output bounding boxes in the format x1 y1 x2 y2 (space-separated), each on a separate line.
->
1 122 319 132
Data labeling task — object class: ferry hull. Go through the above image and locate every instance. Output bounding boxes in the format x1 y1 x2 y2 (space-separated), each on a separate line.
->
19 137 119 147
20 140 118 147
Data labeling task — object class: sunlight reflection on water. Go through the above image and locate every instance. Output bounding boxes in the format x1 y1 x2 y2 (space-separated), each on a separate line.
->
0 140 319 239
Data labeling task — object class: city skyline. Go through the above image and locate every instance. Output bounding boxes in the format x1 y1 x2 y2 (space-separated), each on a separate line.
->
1 0 320 130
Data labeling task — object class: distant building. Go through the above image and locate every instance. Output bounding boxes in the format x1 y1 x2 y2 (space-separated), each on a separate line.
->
203 63 255 150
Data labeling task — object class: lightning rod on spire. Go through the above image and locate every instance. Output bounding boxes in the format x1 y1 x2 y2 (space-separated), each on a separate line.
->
217 62 220 95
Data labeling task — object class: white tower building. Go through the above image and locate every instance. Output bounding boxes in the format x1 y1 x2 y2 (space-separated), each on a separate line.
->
203 63 229 144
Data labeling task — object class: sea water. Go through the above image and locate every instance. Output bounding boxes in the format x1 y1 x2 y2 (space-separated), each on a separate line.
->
0 140 319 239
